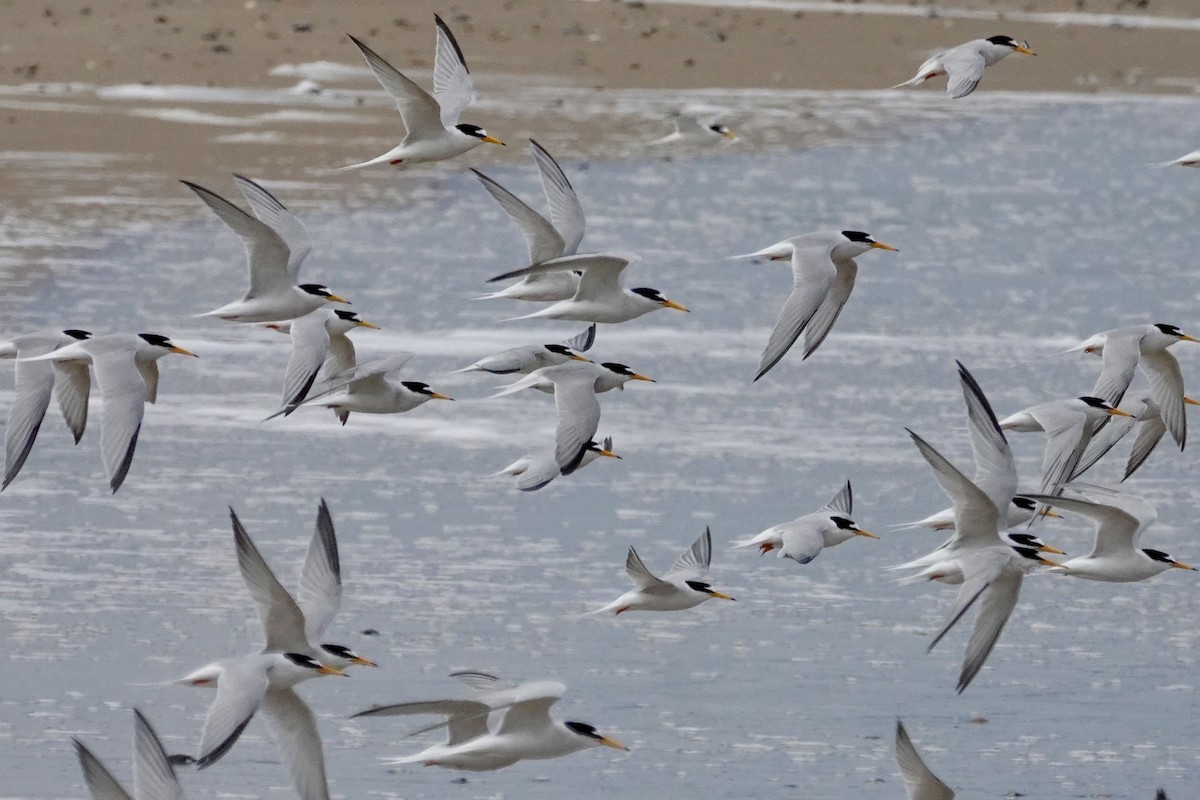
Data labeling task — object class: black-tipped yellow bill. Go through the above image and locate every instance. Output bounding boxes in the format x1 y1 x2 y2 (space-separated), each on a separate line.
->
631 373 655 383
661 299 689 312
170 346 199 357
1185 396 1200 406
430 392 454 401
319 665 349 676
353 656 379 667
1038 543 1066 555
598 736 629 751
599 449 622 460
871 241 899 252
1014 45 1036 56
327 294 351 304
709 590 735 601
855 529 879 539
482 135 506 146
356 320 381 329
1171 560 1197 571
1109 408 1134 417
569 353 593 363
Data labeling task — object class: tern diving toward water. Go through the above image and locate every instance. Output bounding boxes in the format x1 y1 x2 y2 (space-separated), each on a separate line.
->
75 709 185 800
487 252 688 324
892 35 1035 98
894 720 954 800
352 673 627 771
341 17 504 169
905 363 1062 693
474 140 588 301
732 481 877 563
184 179 350 322
1 328 92 490
457 325 595 375
1072 323 1197 447
594 527 735 614
21 333 197 492
1023 488 1196 582
730 230 897 381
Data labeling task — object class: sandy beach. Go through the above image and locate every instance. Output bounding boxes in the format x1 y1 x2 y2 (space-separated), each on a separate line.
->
0 0 1198 256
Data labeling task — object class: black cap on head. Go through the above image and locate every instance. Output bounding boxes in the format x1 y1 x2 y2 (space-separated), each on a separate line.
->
831 516 857 530
684 579 713 594
1079 396 1113 410
334 309 360 322
1143 548 1174 564
1013 496 1036 511
1007 532 1041 547
564 721 602 740
299 283 332 297
284 652 324 670
456 123 487 139
1154 323 1184 337
1013 546 1046 562
841 230 874 243
708 123 729 134
138 333 173 348
63 329 92 340
601 362 634 376
631 287 664 302
986 35 1017 46
401 381 433 395
321 643 354 659
545 344 573 356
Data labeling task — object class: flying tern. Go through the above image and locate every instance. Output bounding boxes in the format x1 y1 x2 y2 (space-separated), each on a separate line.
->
732 481 877 563
75 709 185 800
268 353 452 423
892 35 1035 98
493 436 620 492
593 527 735 614
457 325 595 375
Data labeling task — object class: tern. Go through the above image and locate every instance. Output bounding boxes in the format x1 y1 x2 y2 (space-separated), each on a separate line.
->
271 308 379 414
649 112 736 146
352 675 627 771
457 325 595 375
892 496 1054 531
892 35 1035 98
1152 150 1200 168
730 230 897 380
593 527 735 614
493 436 621 492
487 252 688 324
895 720 954 800
1073 323 1196 446
1 327 92 490
490 360 654 398
474 140 588 301
21 333 197 492
268 353 452 423
1073 393 1200 482
183 180 349 322
75 709 185 800
732 481 877 563
341 17 504 169
906 363 1061 693
1024 489 1196 582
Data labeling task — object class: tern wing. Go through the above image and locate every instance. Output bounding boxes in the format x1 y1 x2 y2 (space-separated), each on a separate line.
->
54 360 92 445
664 527 712 578
195 660 268 768
495 686 566 736
450 670 519 694
75 741 134 800
942 48 987 98
895 720 955 800
530 139 586 254
954 567 1023 693
1030 404 1091 498
282 312 332 408
182 181 292 299
262 688 330 800
552 370 601 474
1141 350 1186 448
297 499 342 642
1073 399 1141 479
625 546 673 592
1023 492 1148 558
754 241 837 380
432 15 476 128
230 508 310 653
907 429 1001 546
801 257 857 359
92 350 147 493
131 709 184 800
234 174 312 281
352 699 493 746
514 450 559 492
4 357 56 489
562 324 597 353
472 168 565 264
818 480 853 517
1092 331 1141 406
958 362 1017 514
487 252 630 295
347 35 446 140
1124 410 1167 480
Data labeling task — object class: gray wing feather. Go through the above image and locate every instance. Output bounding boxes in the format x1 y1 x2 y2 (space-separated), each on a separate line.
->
92 351 146 493
4 357 56 489
347 35 445 139
1124 412 1167 480
895 720 955 800
233 174 312 281
664 527 712 577
801 258 856 359
432 15 476 128
553 371 601 474
262 688 331 800
75 740 134 800
562 324 596 353
54 360 91 444
196 661 268 767
472 168 565 264
1092 331 1141 406
230 509 310 653
1141 350 1186 448
132 710 184 800
530 139 586 254
819 480 853 516
282 312 332 409
298 499 342 642
182 181 291 299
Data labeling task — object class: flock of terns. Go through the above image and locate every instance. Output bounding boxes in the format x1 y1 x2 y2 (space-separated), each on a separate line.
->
3 11 1196 800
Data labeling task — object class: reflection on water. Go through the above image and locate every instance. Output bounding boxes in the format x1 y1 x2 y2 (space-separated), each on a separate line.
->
1 91 1199 798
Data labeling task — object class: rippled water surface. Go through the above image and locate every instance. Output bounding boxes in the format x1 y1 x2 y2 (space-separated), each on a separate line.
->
2 89 1199 798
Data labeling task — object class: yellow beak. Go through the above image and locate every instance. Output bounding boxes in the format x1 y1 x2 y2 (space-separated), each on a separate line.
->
569 353 593 363
326 293 351 304
356 320 381 330
429 392 454 401
722 129 737 139
1171 560 1197 570
631 373 655 383
1038 557 1063 567
855 529 879 539
318 665 349 677
598 736 630 751
1109 408 1135 417
709 590 736 601
661 299 689 312
1186 396 1200 406
169 346 200 357
482 135 506 146
352 656 379 667
1014 45 1037 56
870 241 899 252
1179 334 1199 343
598 449 622 459
1038 543 1066 555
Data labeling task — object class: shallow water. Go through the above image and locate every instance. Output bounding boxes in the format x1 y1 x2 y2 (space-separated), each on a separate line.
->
1 88 1199 799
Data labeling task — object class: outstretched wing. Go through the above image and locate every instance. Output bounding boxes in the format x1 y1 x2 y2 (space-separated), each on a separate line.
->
432 15 476 128
530 139 586 254
664 527 712 578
